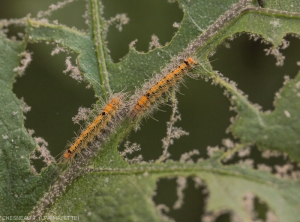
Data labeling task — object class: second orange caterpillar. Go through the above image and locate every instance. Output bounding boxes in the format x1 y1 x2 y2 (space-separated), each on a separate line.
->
61 94 123 162
130 57 196 118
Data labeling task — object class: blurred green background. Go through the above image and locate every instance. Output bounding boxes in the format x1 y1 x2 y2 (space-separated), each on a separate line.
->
1 0 299 221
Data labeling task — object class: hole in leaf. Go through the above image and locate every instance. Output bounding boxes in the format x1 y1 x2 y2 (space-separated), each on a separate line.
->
153 177 207 222
124 76 232 162
102 0 183 62
121 105 173 162
203 210 237 222
210 34 300 111
13 43 96 162
30 157 45 174
254 196 269 221
0 26 25 41
45 0 87 29
0 0 57 19
222 145 300 180
0 1 87 34
215 213 231 222
242 192 277 221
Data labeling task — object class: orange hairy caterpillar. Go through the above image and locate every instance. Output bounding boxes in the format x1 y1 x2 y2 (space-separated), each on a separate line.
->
130 57 197 118
30 94 125 218
60 94 124 162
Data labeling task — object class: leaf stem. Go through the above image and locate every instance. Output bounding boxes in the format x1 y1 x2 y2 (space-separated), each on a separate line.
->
84 161 277 187
90 0 111 97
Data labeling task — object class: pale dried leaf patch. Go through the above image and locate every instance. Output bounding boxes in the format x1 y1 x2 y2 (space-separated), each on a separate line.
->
30 137 56 173
158 95 189 162
13 51 32 76
37 0 75 18
63 56 83 82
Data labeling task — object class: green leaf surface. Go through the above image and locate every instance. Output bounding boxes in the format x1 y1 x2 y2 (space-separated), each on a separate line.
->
48 152 300 222
231 72 300 162
1 0 300 221
0 35 52 216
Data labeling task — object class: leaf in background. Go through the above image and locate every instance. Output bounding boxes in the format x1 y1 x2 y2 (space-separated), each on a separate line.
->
1 0 299 221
